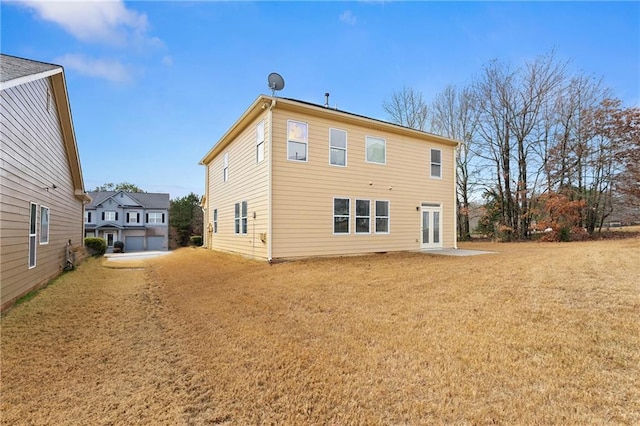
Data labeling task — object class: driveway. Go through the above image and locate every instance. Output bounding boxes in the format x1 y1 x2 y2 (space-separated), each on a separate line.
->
104 251 172 261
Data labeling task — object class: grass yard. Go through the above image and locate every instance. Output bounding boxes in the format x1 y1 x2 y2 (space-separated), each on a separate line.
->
1 238 639 424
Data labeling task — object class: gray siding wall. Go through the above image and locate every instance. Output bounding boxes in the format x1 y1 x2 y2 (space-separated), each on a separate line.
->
1 77 84 310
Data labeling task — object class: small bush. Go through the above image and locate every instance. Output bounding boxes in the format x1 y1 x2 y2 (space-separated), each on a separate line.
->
84 237 106 256
190 235 203 246
113 241 124 253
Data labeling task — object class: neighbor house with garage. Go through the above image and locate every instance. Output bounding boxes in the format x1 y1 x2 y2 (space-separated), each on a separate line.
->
0 54 91 312
84 191 170 252
199 94 460 261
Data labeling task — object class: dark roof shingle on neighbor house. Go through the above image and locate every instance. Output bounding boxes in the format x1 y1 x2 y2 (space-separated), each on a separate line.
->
0 53 60 84
86 192 170 210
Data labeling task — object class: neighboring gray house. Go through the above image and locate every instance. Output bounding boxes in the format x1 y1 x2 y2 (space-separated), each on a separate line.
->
1 54 91 312
85 191 170 252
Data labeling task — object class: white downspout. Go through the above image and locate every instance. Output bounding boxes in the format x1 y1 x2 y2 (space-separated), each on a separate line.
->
267 97 276 262
453 143 459 249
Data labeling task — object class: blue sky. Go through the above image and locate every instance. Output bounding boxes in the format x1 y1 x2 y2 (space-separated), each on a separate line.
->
2 1 639 199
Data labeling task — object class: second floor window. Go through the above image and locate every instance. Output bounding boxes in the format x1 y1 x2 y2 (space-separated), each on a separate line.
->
366 136 386 164
127 212 140 223
287 120 308 162
147 212 164 224
431 149 442 178
84 211 92 223
103 211 117 221
329 128 347 166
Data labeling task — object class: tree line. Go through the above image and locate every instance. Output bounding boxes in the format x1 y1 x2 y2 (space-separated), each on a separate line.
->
383 51 639 241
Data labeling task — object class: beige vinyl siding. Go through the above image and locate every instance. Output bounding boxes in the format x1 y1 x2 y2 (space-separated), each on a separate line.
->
0 77 84 310
270 108 456 259
205 114 269 258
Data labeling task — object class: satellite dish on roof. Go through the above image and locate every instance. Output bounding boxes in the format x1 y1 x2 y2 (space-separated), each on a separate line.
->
268 72 285 96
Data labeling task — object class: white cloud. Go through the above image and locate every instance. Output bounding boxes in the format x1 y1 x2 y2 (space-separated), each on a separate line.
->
340 10 357 26
18 0 154 47
161 55 173 66
56 54 133 83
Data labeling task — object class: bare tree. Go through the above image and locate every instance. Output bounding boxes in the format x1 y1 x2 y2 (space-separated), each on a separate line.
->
473 53 566 239
382 86 429 131
430 85 479 240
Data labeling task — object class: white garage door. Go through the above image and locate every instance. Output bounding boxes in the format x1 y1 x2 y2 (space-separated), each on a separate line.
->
125 236 144 252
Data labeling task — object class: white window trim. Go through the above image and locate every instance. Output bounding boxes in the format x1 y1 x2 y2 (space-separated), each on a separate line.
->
287 120 309 163
355 199 371 234
375 200 391 234
29 202 37 269
104 211 116 221
256 120 265 163
234 203 240 235
329 127 347 167
213 209 218 234
148 212 164 224
333 197 350 235
365 135 386 165
39 205 50 245
126 211 140 224
241 201 248 235
430 148 442 179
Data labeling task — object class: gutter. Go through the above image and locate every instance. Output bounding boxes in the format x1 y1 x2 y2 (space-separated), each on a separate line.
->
267 97 276 262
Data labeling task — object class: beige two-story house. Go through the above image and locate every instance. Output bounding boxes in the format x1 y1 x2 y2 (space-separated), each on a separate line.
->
199 95 459 261
1 54 91 311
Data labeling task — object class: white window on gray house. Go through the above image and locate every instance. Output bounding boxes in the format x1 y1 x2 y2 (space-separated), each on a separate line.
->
287 120 308 162
223 153 229 182
329 128 347 166
147 212 164 224
234 202 247 235
333 198 350 234
126 212 140 224
355 199 370 234
84 211 92 223
366 136 386 164
29 202 37 269
213 209 218 233
40 206 49 244
431 148 442 178
103 211 117 221
375 200 390 234
256 120 265 163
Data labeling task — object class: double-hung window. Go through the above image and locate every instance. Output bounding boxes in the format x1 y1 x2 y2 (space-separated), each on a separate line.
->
40 206 49 244
329 128 347 166
287 120 308 162
256 121 265 163
366 136 386 164
223 153 229 182
213 209 218 233
234 202 248 234
355 199 370 234
29 202 37 268
84 211 92 223
430 149 442 178
333 198 350 234
127 212 140 224
103 211 117 221
147 212 164 224
375 200 390 233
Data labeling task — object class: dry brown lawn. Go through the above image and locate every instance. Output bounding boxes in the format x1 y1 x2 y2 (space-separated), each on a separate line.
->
2 238 639 424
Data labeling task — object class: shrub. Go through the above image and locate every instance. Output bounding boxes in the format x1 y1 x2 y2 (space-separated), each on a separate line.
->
113 241 125 253
190 235 203 246
84 237 106 256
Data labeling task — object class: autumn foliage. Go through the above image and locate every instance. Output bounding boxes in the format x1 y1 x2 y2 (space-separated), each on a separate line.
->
532 192 587 241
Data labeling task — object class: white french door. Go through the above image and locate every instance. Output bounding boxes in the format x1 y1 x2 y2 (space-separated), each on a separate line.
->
420 204 442 249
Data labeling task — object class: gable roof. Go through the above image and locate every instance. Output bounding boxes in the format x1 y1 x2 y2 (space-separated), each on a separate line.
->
86 191 170 209
1 54 90 202
200 94 460 165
